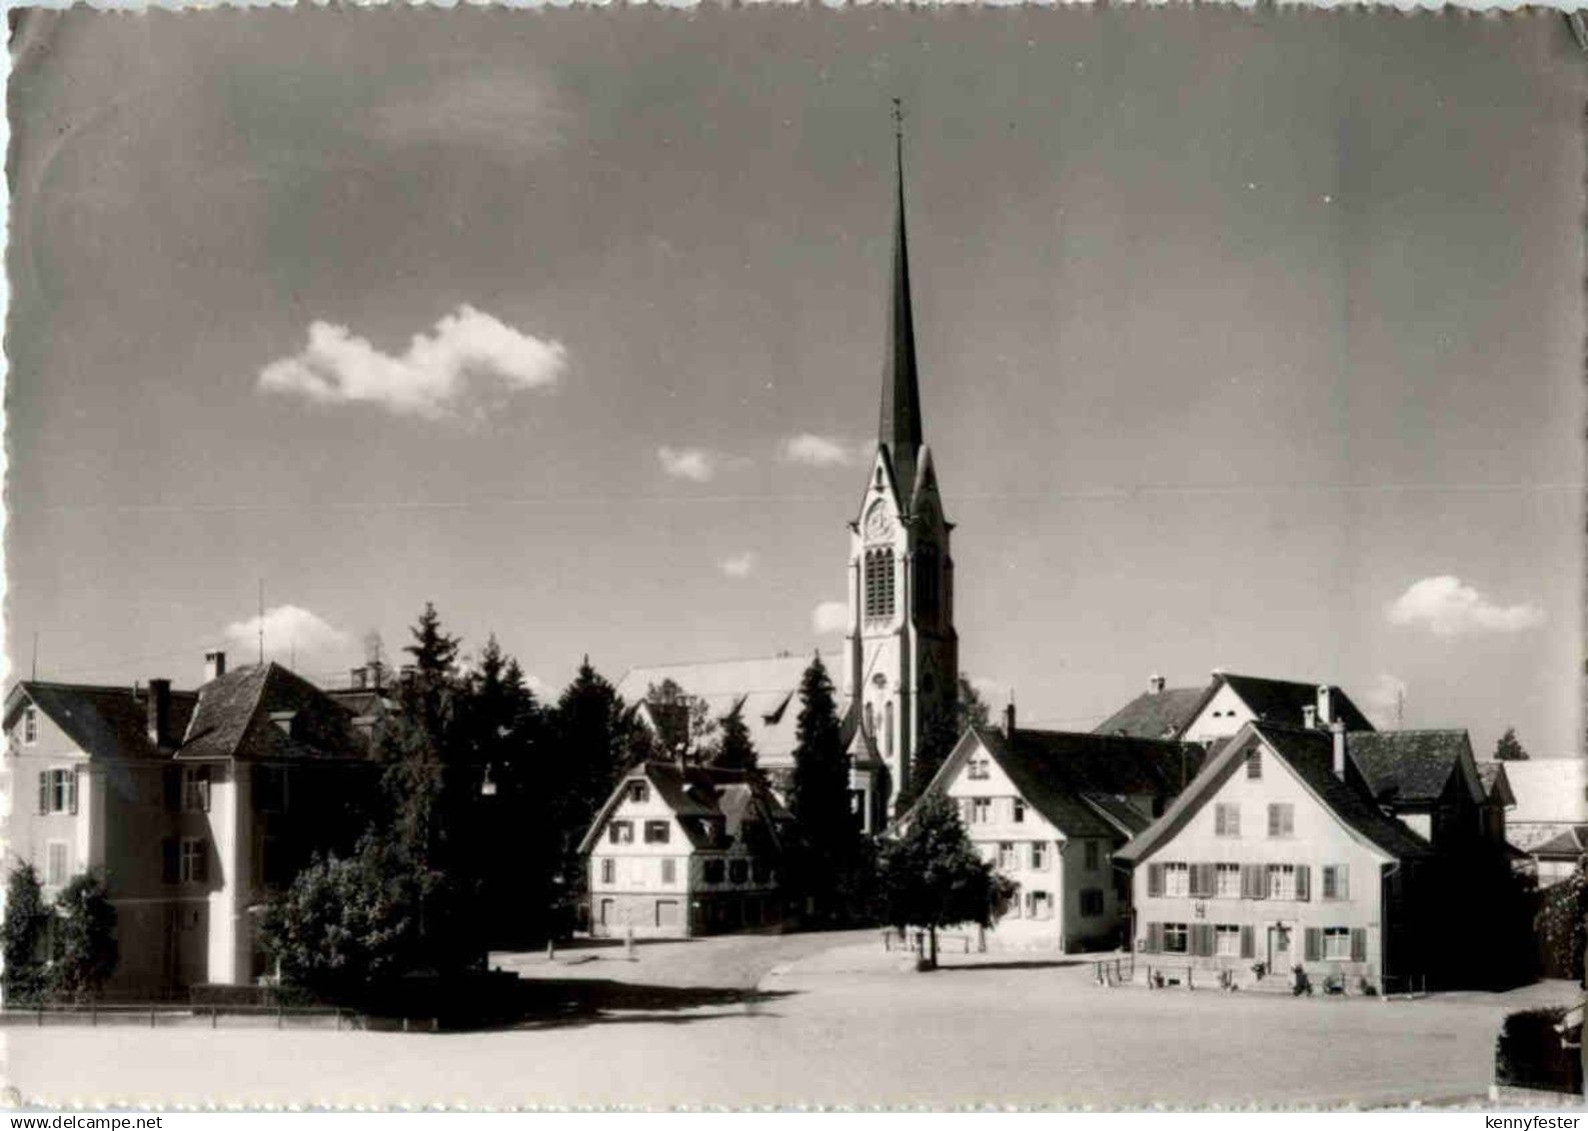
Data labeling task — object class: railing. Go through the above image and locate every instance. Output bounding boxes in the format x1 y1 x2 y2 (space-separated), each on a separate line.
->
1379 973 1428 1000
1 1002 356 1029
1093 955 1135 987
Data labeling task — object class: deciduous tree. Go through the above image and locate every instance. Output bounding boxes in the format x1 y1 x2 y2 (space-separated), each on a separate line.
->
2 864 50 1004
49 873 118 1001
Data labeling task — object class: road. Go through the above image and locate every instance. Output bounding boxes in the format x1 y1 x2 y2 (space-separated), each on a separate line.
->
5 933 1581 1109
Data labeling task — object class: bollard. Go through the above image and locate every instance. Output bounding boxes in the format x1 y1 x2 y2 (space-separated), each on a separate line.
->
625 926 636 961
547 939 556 961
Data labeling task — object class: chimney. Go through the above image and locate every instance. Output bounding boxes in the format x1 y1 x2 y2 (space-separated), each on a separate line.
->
204 650 226 683
1302 704 1318 730
1331 718 1347 780
349 666 368 691
147 679 172 749
1003 698 1017 738
1316 685 1334 726
1148 673 1166 695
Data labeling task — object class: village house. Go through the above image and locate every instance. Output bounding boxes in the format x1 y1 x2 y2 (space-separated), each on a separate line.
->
580 760 792 939
1097 670 1375 745
1115 719 1436 992
908 707 1204 952
2 652 375 998
1485 757 1588 884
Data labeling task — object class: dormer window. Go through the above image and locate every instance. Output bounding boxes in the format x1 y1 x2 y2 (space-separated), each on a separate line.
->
22 705 37 745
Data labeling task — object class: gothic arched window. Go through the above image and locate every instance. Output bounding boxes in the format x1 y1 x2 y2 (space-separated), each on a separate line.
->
914 544 940 622
864 549 895 620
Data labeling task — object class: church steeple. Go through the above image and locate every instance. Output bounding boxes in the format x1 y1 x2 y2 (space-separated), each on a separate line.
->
879 100 923 507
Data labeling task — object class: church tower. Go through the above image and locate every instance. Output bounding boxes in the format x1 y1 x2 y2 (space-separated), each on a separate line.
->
845 107 959 828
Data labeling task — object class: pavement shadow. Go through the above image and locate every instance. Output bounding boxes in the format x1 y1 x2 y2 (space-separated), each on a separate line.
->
503 978 796 1032
931 960 1092 973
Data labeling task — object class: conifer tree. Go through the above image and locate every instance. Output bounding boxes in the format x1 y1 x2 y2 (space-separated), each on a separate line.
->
789 654 855 919
712 701 758 773
1495 726 1530 762
551 658 630 920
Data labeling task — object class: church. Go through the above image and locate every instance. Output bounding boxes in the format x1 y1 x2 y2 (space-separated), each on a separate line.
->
618 123 957 834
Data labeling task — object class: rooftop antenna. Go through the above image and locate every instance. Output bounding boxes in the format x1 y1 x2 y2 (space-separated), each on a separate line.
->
258 579 265 666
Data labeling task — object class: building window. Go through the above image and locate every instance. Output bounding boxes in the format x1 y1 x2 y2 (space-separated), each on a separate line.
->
627 781 650 804
703 858 725 885
1031 842 1047 870
1215 863 1241 899
1214 803 1240 837
1215 924 1242 957
37 768 77 815
182 766 211 813
1084 840 1101 871
180 838 207 884
1247 749 1262 780
1162 923 1190 954
609 821 634 845
1079 888 1105 917
971 798 991 824
1011 798 1025 822
967 757 990 781
1322 864 1349 900
45 842 68 886
1267 863 1297 900
644 821 670 844
997 842 1017 870
661 858 676 884
1323 926 1351 960
1164 862 1190 897
864 549 896 619
729 859 749 884
601 858 616 884
1267 803 1294 838
23 706 37 745
1026 891 1052 920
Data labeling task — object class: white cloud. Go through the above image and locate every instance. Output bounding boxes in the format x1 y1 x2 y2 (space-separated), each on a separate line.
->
812 600 850 635
224 605 353 664
1362 673 1409 729
719 553 757 579
1386 575 1545 638
657 446 717 483
258 305 567 420
781 433 853 468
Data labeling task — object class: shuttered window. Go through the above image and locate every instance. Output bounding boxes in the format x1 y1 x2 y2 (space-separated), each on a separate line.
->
1267 864 1297 900
1322 927 1351 960
1215 864 1241 898
1146 863 1164 898
1214 803 1240 837
1215 924 1242 957
1241 864 1267 899
1304 927 1322 962
1162 923 1189 954
36 769 76 815
1267 803 1294 838
1188 863 1218 899
1240 924 1256 959
1322 864 1350 900
1144 922 1164 953
1163 863 1190 897
1350 928 1368 962
1294 864 1311 901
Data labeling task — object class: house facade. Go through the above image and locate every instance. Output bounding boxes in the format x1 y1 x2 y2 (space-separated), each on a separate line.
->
581 761 791 938
1116 721 1433 990
909 714 1203 952
1098 671 1375 746
2 653 374 999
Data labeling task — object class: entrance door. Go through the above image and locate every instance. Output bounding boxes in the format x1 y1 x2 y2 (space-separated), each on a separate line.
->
1267 925 1292 970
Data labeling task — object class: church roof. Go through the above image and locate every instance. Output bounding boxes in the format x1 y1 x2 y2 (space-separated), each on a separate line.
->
879 115 923 509
615 652 849 769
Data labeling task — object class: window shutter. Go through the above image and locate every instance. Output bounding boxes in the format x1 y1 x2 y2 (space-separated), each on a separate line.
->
1338 865 1349 901
1295 864 1310 901
38 771 48 815
1214 806 1226 836
1201 863 1217 898
67 771 78 815
1267 804 1279 837
161 838 179 885
1147 863 1164 898
1193 923 1213 957
1144 922 1162 953
1243 863 1265 900
198 768 211 813
1240 924 1255 959
1351 928 1367 962
1304 927 1321 962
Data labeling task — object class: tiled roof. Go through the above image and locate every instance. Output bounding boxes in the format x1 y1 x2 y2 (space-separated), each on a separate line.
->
175 663 365 762
6 681 197 761
1217 674 1375 734
1094 687 1207 740
1530 825 1588 861
1117 722 1434 864
1346 730 1475 806
973 727 1204 841
1475 762 1513 805
1494 759 1588 825
579 760 790 854
615 653 849 769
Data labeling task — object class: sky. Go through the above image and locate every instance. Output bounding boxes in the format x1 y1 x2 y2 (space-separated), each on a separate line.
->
6 7 1583 759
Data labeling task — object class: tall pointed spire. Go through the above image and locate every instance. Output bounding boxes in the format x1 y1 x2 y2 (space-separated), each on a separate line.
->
879 99 924 506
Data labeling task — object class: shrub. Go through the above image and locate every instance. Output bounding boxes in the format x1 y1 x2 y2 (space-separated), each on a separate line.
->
1 864 51 1004
1534 864 1586 983
49 873 118 1001
1495 1006 1583 1094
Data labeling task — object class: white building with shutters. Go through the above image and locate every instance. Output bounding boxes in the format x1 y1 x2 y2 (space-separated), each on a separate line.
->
1115 719 1436 991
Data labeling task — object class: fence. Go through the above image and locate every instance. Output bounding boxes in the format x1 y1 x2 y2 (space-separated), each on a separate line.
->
1093 955 1134 986
1 1002 356 1030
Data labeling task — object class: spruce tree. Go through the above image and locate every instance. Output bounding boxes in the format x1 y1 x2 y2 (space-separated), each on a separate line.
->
712 701 758 773
551 658 629 921
789 654 854 919
1495 727 1530 762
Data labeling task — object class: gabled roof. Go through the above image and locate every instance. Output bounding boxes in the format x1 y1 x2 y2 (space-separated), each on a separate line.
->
1347 730 1480 807
175 663 365 763
615 653 848 769
1476 762 1517 808
1530 825 1588 861
4 681 198 762
578 760 791 855
919 726 1203 841
1094 687 1207 740
1117 722 1434 865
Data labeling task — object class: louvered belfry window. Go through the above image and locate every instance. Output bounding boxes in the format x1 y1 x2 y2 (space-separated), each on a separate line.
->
864 549 895 619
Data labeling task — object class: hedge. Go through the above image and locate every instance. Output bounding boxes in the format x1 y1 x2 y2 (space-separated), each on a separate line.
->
1495 1006 1583 1095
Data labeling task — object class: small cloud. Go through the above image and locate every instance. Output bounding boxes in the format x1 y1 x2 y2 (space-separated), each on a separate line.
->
812 600 849 635
258 305 567 420
781 433 853 468
1386 575 1545 638
719 553 757 579
1362 673 1409 729
657 446 718 483
224 605 353 666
